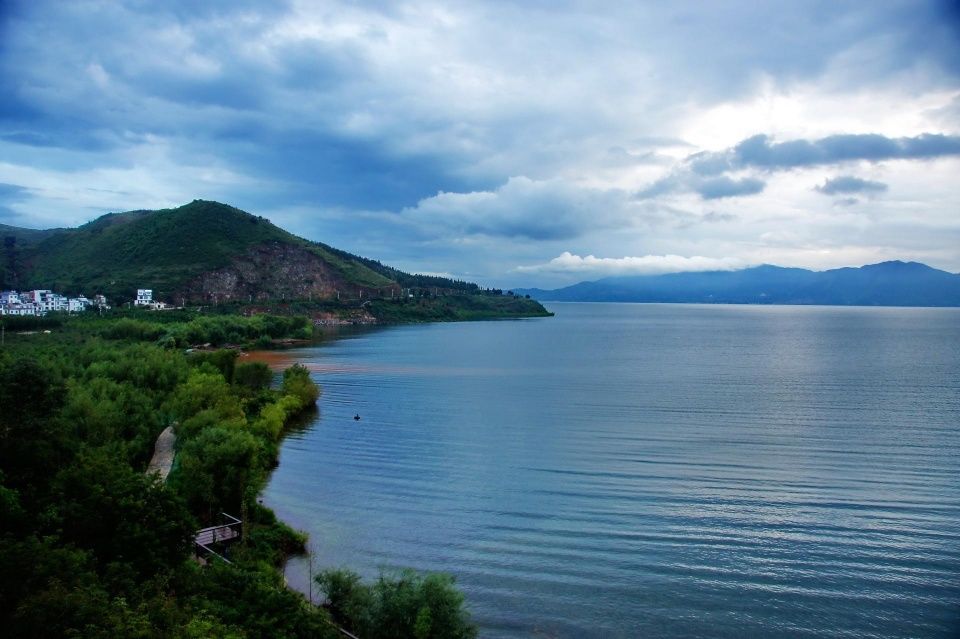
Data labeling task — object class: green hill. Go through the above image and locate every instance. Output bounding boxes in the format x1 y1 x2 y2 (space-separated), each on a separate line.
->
14 200 398 299
0 223 63 290
2 201 551 322
0 222 61 245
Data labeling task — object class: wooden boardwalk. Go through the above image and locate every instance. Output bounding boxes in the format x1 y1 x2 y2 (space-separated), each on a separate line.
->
145 426 176 481
195 524 241 546
194 513 242 563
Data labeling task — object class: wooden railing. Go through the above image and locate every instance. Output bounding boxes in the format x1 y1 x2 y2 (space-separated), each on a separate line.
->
194 512 242 564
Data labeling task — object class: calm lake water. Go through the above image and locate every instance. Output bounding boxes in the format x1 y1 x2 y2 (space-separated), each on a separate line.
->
261 303 960 638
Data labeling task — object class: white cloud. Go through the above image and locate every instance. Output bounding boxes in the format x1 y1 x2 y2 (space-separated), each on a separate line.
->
516 252 747 276
399 176 641 241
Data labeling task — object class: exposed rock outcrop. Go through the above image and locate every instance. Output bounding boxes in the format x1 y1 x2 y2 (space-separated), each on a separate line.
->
176 243 391 304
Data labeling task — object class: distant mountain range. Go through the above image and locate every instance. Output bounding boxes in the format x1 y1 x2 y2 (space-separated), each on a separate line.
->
0 200 481 302
514 262 960 307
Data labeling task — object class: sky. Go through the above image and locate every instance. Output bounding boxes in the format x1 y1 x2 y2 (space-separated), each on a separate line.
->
1 0 958 288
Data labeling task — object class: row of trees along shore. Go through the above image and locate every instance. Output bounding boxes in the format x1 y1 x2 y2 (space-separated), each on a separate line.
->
0 310 476 638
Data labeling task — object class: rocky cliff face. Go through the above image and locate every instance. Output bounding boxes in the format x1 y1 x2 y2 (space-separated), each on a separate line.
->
175 243 396 304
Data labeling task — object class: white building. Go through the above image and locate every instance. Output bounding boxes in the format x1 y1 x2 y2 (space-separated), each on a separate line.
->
30 291 54 313
0 289 95 316
51 293 68 312
21 290 66 313
135 289 153 306
26 289 50 304
2 302 38 316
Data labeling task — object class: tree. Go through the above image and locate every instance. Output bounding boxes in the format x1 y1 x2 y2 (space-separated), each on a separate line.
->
0 358 68 490
172 427 263 518
50 448 195 581
233 361 273 391
282 364 320 408
316 568 477 639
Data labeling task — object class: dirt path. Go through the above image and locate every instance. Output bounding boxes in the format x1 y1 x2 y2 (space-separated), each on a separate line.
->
146 426 176 481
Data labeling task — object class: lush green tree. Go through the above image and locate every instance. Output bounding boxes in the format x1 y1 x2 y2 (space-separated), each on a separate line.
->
172 426 263 518
50 448 195 581
190 349 239 382
166 370 243 425
0 358 68 490
193 562 335 639
234 361 274 391
176 612 245 639
282 363 321 408
315 568 374 634
102 317 166 342
253 394 302 441
316 568 477 639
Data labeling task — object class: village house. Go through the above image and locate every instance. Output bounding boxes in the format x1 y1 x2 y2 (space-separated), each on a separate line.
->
0 291 19 305
133 288 172 310
0 289 97 317
0 302 39 316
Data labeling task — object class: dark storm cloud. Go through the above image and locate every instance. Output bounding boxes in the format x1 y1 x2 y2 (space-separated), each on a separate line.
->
0 183 31 224
0 0 493 214
691 133 960 175
834 197 861 207
0 206 19 222
638 131 958 201
218 126 493 211
0 183 29 200
636 173 766 201
815 176 888 195
696 176 766 199
4 1 958 209
1 1 959 282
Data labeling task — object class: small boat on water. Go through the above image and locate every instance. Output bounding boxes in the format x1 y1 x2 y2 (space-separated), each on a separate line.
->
354 414 361 421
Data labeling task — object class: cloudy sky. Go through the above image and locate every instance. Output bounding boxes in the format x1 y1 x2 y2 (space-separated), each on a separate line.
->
1 1 958 287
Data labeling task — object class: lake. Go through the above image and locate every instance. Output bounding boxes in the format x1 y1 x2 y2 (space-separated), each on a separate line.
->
261 303 960 638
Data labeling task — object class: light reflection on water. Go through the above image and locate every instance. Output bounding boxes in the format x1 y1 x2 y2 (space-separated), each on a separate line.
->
262 303 960 638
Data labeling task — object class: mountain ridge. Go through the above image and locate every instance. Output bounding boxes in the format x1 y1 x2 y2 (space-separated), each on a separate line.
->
514 261 960 307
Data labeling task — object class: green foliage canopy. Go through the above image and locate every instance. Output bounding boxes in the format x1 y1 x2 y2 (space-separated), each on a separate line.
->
316 568 477 639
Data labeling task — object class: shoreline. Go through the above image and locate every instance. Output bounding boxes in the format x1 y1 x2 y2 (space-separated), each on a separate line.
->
245 339 341 602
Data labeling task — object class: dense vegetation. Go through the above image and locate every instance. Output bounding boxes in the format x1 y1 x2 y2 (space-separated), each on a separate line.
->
366 294 552 323
317 569 476 639
0 313 477 638
175 292 552 325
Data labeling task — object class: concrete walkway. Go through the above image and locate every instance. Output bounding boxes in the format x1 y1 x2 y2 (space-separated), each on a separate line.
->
146 426 176 481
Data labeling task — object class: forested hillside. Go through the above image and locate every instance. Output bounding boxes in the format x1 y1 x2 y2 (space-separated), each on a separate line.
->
0 312 477 638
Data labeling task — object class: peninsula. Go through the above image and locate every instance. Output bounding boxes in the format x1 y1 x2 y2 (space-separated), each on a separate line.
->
1 199 550 323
